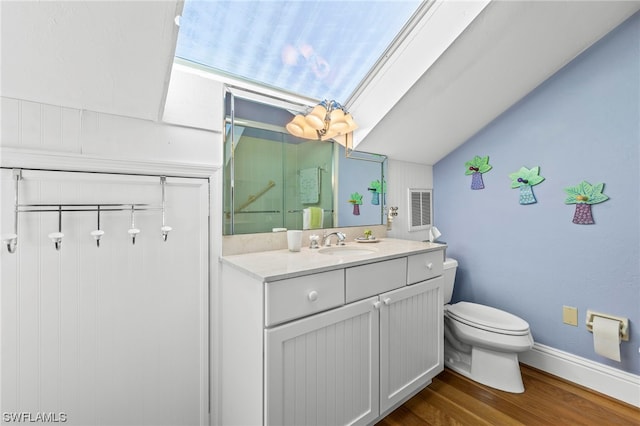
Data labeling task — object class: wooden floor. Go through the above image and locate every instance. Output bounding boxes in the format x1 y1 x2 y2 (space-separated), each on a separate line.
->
377 365 640 426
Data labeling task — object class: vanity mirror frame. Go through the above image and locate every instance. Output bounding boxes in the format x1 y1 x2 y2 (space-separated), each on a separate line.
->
223 86 387 235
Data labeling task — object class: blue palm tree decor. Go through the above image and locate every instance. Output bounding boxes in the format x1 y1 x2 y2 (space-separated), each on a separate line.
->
464 156 492 190
368 180 383 205
509 166 545 205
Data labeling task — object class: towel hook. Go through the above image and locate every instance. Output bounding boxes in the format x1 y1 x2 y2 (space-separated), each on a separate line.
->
90 205 105 247
48 205 64 250
2 169 21 253
128 205 140 245
160 176 172 242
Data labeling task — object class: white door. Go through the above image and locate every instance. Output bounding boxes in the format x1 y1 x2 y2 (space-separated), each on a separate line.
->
265 297 379 426
379 277 444 414
0 169 209 426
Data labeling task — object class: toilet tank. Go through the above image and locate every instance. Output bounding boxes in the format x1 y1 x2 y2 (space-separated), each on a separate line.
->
443 258 458 304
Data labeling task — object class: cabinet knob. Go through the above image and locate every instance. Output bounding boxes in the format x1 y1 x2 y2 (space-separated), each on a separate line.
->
308 290 318 302
426 262 433 270
383 298 391 305
373 301 382 309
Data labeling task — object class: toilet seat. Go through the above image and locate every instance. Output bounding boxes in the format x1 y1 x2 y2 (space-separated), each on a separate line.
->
446 302 530 336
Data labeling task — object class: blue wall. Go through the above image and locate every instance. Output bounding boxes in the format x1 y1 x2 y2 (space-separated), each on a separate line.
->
337 145 386 227
434 12 639 375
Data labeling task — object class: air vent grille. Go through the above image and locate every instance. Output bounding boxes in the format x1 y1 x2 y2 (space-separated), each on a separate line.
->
408 188 432 231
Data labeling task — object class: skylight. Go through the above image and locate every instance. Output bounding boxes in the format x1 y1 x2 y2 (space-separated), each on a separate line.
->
175 0 422 104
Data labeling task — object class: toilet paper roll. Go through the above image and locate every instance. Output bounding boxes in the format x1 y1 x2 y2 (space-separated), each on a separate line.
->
592 316 621 362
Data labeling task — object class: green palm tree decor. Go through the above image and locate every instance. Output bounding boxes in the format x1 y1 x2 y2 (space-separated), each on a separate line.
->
349 192 363 215
564 181 608 224
465 156 492 190
509 166 545 204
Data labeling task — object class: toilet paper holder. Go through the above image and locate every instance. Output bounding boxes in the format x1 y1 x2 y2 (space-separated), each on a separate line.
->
585 310 629 341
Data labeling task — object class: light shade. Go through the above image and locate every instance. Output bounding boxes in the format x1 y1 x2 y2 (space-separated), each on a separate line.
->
285 114 307 137
286 99 357 141
305 103 328 130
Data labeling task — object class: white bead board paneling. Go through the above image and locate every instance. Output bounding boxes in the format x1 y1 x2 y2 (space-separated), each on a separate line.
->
265 297 380 426
0 169 209 426
385 159 433 241
379 278 443 414
0 97 82 153
0 96 223 168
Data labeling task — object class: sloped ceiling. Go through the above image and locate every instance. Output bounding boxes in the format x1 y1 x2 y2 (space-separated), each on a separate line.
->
355 1 640 164
0 0 182 121
1 1 639 166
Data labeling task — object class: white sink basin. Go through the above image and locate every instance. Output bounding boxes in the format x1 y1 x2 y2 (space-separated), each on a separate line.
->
318 246 377 256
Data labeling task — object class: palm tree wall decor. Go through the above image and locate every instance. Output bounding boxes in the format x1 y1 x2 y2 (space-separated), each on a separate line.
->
349 192 363 215
465 155 492 190
509 166 545 204
564 181 608 224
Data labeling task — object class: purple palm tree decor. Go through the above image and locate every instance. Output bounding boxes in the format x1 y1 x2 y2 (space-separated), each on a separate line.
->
564 181 608 224
464 156 492 190
349 192 363 216
509 166 545 205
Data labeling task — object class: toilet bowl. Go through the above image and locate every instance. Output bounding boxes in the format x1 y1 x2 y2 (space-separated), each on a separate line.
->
442 258 534 393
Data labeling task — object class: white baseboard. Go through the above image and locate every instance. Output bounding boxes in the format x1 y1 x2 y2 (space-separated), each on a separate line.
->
519 343 640 407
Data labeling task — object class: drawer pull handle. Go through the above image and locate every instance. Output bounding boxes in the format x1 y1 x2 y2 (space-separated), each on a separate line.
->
383 298 391 305
426 262 433 270
373 301 382 309
308 291 319 302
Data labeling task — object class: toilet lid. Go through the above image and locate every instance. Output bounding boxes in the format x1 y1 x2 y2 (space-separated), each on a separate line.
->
446 302 530 335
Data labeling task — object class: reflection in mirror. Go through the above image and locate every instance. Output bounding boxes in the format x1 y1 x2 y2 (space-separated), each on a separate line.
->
223 88 386 235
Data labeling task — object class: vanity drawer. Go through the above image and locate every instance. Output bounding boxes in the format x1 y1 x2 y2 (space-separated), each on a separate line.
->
407 251 444 284
345 257 407 303
265 269 345 327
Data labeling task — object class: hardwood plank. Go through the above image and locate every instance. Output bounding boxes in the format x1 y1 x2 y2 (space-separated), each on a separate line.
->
376 405 438 426
427 370 553 425
411 386 499 426
521 366 640 424
377 365 640 426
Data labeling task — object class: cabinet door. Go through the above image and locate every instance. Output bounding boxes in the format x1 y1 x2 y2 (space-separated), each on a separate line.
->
379 277 444 414
265 297 379 426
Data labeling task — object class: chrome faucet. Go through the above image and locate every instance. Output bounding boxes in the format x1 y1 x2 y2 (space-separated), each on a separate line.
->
323 231 346 247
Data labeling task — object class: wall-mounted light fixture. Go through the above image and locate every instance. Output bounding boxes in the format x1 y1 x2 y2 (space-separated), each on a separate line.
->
286 100 358 143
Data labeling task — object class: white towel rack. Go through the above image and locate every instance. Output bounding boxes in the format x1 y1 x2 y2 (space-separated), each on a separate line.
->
2 170 172 252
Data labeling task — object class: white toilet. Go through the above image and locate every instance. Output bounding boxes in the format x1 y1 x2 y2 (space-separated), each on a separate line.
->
443 258 534 393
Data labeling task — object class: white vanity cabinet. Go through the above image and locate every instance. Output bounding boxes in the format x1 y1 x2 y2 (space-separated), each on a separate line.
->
378 277 443 414
265 296 380 426
219 241 445 426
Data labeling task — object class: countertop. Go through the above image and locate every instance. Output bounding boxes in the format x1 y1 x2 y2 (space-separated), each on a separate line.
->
220 238 446 282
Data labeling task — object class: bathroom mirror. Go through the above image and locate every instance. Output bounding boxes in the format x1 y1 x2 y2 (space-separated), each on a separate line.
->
223 88 387 235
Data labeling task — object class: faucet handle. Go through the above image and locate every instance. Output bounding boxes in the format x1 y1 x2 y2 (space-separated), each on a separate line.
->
323 231 347 246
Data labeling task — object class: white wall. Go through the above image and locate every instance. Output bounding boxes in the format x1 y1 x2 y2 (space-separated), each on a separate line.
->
1 96 222 169
385 159 433 241
1 83 224 426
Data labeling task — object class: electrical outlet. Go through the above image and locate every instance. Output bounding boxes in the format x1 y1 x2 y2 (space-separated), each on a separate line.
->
563 306 578 326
